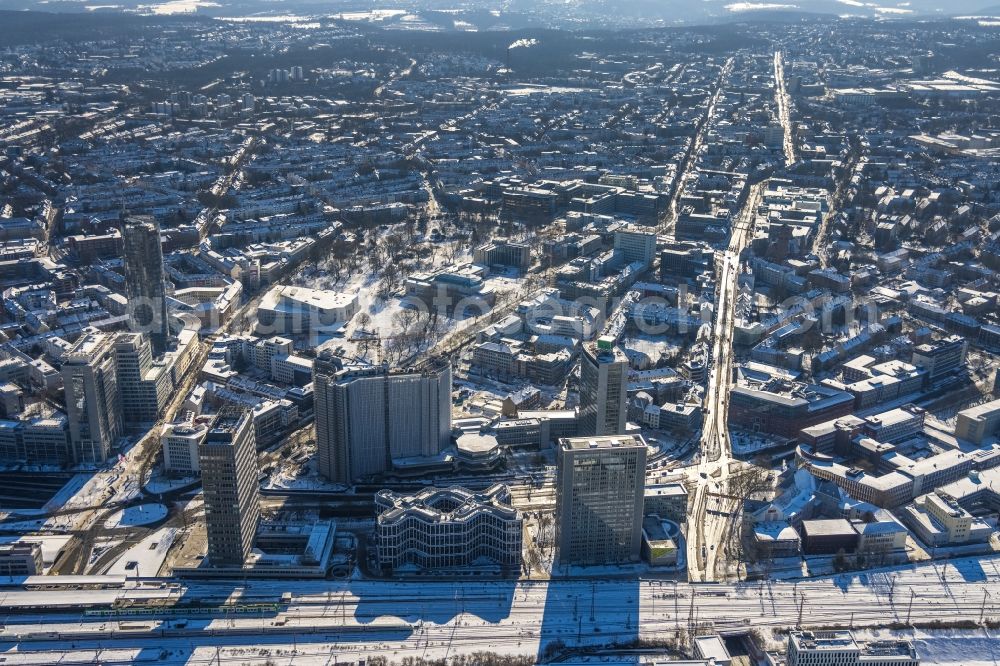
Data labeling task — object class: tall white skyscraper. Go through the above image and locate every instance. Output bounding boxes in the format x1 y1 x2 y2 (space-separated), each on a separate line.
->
313 354 452 484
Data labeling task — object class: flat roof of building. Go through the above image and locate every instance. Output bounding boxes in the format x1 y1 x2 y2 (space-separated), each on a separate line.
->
902 449 969 477
262 284 356 311
645 483 688 498
693 635 731 663
959 398 1000 420
560 434 645 451
791 630 859 651
65 331 113 361
753 521 800 543
800 518 857 538
641 516 679 543
867 406 921 426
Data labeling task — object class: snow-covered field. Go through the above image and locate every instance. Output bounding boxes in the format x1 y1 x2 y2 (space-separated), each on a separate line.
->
103 503 169 529
145 474 198 495
105 527 178 577
5 555 1000 664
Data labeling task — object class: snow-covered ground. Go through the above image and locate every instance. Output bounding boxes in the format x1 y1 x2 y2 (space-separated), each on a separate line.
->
106 527 178 577
731 430 789 455
144 474 198 495
5 554 1000 664
88 535 124 570
0 472 118 533
264 455 348 492
41 473 92 512
103 503 169 529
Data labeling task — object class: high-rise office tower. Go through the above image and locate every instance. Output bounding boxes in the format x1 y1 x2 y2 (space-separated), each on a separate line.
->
555 434 647 565
199 408 260 567
313 354 452 484
62 331 122 464
114 332 170 426
123 215 169 357
578 336 629 437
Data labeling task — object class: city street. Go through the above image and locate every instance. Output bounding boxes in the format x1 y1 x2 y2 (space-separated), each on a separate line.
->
686 182 763 582
774 50 797 166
